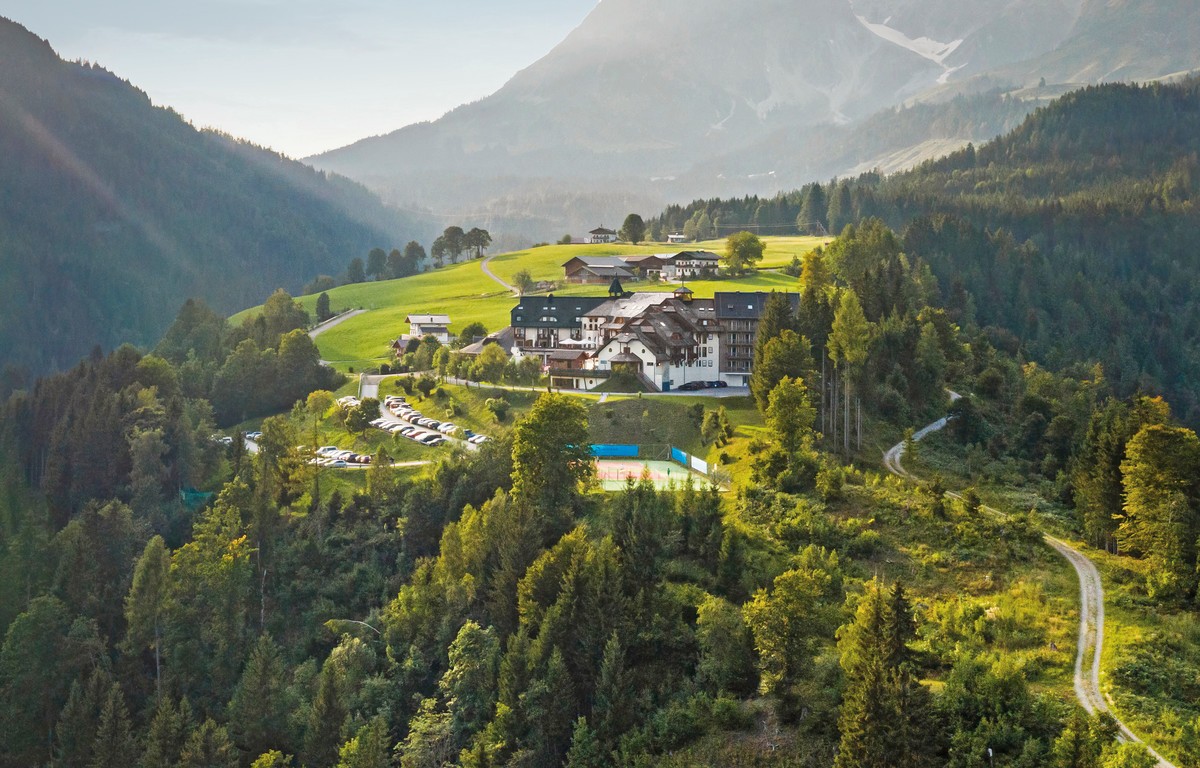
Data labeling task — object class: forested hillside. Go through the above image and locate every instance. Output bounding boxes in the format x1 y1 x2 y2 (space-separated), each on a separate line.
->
655 79 1200 423
3 215 1182 766
0 18 426 384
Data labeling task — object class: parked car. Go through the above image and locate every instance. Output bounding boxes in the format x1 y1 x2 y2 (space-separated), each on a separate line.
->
317 446 339 456
439 424 458 435
677 381 706 391
420 434 444 446
706 380 729 389
330 460 348 468
463 429 476 438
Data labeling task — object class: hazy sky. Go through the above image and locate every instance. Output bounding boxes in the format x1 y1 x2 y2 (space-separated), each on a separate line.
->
5 1 599 158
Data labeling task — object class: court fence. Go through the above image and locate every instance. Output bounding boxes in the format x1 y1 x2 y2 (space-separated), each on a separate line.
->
592 443 718 482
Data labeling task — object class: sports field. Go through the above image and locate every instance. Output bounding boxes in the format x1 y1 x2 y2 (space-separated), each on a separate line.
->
594 459 708 491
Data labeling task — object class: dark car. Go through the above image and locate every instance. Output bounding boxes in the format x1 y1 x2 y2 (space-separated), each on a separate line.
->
706 380 729 388
677 381 707 391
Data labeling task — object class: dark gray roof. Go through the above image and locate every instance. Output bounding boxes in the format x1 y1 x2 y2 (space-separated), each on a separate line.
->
713 291 800 320
511 296 608 329
564 256 628 269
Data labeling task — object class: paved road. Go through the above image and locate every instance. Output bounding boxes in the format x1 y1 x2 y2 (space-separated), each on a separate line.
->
309 309 367 340
309 309 369 366
480 254 518 294
885 396 1176 768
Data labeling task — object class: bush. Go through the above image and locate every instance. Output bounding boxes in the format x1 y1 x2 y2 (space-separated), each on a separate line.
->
710 697 754 732
486 397 509 422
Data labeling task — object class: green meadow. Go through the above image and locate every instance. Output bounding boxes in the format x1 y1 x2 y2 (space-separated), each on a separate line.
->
232 236 830 370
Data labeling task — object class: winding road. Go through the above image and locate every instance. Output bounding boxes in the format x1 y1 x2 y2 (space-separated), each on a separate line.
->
481 254 518 294
885 399 1176 768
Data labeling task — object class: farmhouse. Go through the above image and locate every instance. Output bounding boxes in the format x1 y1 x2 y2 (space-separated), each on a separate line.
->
404 314 452 344
588 227 619 244
661 251 720 280
563 256 635 284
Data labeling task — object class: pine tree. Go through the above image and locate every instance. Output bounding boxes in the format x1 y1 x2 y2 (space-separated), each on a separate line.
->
525 648 576 765
305 664 348 768
229 634 291 758
123 536 171 699
799 183 828 233
753 292 797 361
835 581 928 768
90 684 137 768
565 717 605 768
56 670 111 768
179 719 238 768
592 634 632 753
440 621 500 745
1050 708 1104 768
140 697 195 768
337 717 391 768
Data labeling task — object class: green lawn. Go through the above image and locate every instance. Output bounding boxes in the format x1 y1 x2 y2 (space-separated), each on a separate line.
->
230 237 828 372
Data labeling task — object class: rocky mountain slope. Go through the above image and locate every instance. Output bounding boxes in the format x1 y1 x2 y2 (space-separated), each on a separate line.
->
310 0 1200 238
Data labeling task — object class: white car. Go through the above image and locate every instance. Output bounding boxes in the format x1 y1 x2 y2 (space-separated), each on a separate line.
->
317 446 339 456
439 424 458 435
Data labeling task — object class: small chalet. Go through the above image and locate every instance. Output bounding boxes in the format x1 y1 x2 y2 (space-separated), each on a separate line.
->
589 227 619 244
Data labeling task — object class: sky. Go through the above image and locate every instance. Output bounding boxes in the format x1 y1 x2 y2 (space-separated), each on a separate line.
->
4 0 599 158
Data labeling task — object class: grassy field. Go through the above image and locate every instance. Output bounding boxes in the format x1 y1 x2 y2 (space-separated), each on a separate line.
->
230 237 829 372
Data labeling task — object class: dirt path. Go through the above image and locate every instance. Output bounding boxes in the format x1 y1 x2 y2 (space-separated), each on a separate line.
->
885 398 1176 768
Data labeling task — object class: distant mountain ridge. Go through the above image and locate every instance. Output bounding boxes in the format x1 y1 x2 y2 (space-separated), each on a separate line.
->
310 0 1200 239
0 18 428 380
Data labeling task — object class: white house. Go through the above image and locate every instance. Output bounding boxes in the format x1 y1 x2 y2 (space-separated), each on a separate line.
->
589 227 619 244
661 251 721 280
406 314 452 344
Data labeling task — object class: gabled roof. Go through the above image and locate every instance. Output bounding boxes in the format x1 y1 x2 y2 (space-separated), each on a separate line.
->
564 256 628 269
407 314 451 325
590 227 618 235
673 250 721 262
581 266 634 280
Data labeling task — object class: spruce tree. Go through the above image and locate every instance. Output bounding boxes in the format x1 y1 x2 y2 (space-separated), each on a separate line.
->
305 664 347 767
90 685 137 768
565 717 605 768
179 719 238 768
140 697 195 768
835 581 928 768
592 634 632 753
229 634 291 758
56 670 111 768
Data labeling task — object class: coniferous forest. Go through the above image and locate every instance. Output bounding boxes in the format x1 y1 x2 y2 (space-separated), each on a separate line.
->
0 18 425 387
654 79 1200 424
8 49 1200 768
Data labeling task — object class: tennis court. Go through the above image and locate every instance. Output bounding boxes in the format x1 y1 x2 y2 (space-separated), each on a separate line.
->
594 458 707 491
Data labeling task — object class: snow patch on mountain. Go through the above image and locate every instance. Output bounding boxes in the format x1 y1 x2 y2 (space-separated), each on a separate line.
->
855 15 962 66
